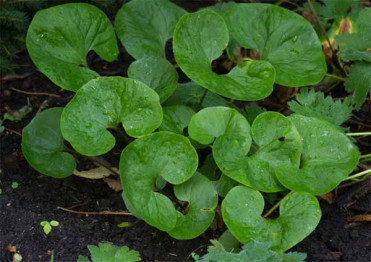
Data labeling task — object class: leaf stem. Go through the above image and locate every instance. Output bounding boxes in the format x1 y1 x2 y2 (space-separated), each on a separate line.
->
360 153 371 159
197 89 208 111
325 73 346 82
114 126 132 144
346 132 371 136
57 206 132 216
343 169 371 181
263 191 293 218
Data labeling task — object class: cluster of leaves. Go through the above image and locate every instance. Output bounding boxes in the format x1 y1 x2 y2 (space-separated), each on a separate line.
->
77 242 140 262
301 0 370 110
21 0 365 259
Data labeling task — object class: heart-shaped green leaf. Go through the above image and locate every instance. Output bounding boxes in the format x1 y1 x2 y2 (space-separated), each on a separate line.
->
189 107 252 186
22 108 76 178
276 114 360 195
120 132 198 232
214 174 239 197
244 111 302 192
168 173 218 239
61 77 162 156
115 0 186 59
164 82 230 110
159 105 195 135
189 108 301 192
225 3 326 87
128 56 178 103
222 186 321 251
173 9 275 101
26 3 118 91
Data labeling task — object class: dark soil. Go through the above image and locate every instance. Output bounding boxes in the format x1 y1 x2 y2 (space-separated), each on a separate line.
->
1 0 371 262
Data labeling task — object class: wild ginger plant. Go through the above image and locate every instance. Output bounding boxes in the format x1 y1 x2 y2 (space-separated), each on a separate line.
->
22 0 368 258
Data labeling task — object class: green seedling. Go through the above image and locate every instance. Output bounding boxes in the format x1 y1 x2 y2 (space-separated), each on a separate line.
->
40 220 59 235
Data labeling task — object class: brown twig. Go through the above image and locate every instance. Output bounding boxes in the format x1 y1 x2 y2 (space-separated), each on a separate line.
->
9 87 61 98
0 72 33 81
88 156 121 176
57 206 132 216
5 127 22 137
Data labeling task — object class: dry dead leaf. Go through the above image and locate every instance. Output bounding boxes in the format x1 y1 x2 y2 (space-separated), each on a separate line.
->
319 192 335 204
275 85 298 103
103 178 123 192
73 166 118 179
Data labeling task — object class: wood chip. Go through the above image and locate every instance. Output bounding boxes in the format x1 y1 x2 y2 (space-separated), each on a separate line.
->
347 214 371 222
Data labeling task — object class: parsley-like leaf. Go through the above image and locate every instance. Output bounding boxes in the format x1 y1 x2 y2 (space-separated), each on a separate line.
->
76 242 140 262
194 240 306 262
288 88 353 126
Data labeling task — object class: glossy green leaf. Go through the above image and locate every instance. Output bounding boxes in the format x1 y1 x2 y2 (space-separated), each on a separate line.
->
336 8 371 62
128 56 178 103
344 62 371 110
214 174 239 197
218 230 241 253
189 108 302 192
244 112 302 192
225 4 326 87
115 0 186 59
189 107 251 185
61 77 162 156
243 105 267 124
26 3 118 91
164 82 230 110
22 108 76 178
222 186 321 251
276 114 360 195
159 105 195 135
173 10 275 101
207 2 236 15
120 132 198 232
168 173 218 239
198 154 219 181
